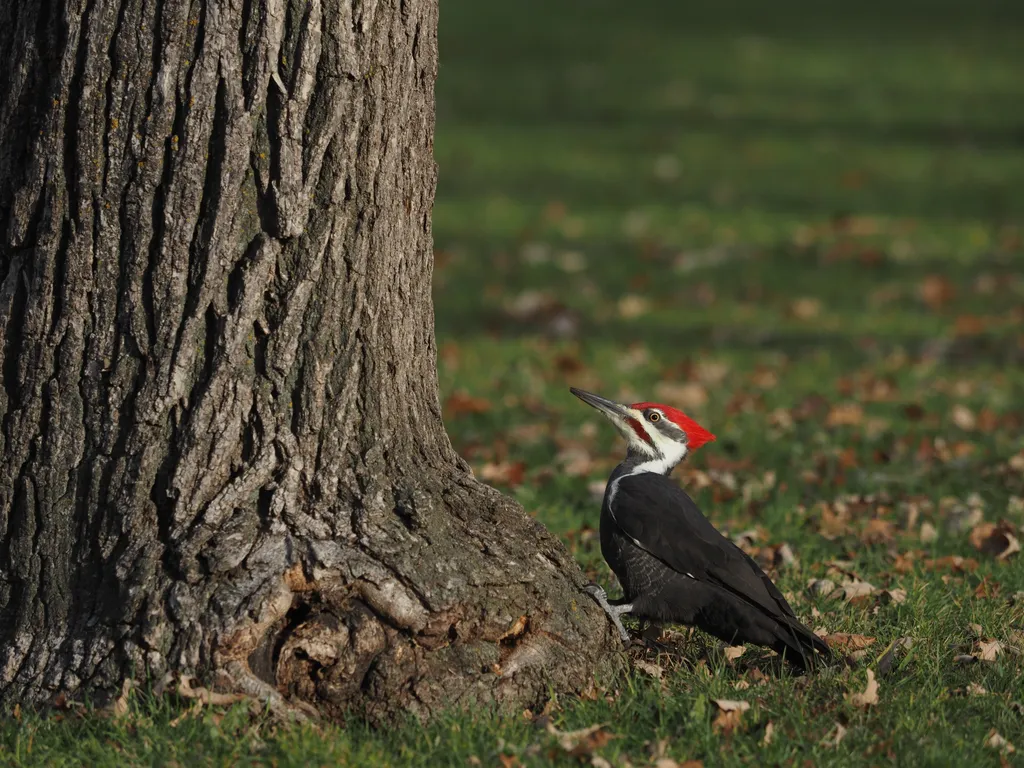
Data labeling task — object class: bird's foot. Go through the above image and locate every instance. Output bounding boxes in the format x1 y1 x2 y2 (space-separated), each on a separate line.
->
583 582 632 645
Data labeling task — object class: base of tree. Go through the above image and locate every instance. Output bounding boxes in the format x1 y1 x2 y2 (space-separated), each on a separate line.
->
192 477 622 725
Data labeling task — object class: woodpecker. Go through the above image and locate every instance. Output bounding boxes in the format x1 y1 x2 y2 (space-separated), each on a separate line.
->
571 387 831 672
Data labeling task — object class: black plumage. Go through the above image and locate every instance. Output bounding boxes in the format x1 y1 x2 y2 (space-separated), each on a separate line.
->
569 386 831 672
602 469 830 671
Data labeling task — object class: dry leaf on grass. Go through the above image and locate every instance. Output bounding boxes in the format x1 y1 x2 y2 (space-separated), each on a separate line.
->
112 679 133 718
821 723 848 748
545 722 615 757
976 639 1005 662
847 669 879 708
878 588 907 605
830 580 877 601
723 645 746 661
761 721 775 746
824 633 876 652
711 699 750 734
478 461 526 487
985 730 1016 755
969 522 1021 561
807 578 836 597
826 403 864 427
444 390 491 416
633 660 664 680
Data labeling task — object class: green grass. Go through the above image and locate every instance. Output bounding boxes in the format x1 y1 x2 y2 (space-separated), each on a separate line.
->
5 0 1024 765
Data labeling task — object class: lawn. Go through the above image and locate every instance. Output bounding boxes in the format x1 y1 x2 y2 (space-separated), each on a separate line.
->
4 0 1024 765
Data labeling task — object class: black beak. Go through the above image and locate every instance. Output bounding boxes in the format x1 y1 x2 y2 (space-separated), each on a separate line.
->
569 387 630 420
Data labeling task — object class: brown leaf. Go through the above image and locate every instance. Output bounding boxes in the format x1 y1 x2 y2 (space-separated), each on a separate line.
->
478 461 526 487
711 699 750 735
831 580 877 601
920 274 956 310
847 669 879 708
789 297 822 320
826 402 864 427
761 720 775 746
545 722 615 756
633 660 664 680
113 679 133 718
924 555 978 573
722 645 746 661
821 723 848 748
919 522 939 543
951 405 977 430
985 730 1016 755
444 390 491 417
969 522 1021 561
824 633 876 652
976 639 1005 662
807 578 836 597
618 294 650 319
878 588 907 605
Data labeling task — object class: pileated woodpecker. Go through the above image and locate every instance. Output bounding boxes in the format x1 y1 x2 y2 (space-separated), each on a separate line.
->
571 387 831 672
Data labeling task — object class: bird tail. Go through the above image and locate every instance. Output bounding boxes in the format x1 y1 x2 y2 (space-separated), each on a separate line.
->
775 618 832 672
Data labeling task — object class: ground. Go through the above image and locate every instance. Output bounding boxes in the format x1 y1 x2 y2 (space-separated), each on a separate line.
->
3 0 1024 765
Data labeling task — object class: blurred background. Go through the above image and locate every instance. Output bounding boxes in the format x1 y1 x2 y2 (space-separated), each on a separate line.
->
430 0 1024 556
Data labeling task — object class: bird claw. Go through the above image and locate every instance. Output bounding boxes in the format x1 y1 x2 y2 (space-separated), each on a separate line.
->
583 582 608 600
582 582 632 645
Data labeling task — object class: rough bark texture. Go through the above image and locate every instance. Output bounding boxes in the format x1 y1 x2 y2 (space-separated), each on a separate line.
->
0 0 618 722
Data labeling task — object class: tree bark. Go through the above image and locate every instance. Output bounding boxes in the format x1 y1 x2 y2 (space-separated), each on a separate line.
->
0 0 617 722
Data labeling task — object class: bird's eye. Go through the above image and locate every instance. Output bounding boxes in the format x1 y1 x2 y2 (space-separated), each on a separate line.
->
648 411 661 422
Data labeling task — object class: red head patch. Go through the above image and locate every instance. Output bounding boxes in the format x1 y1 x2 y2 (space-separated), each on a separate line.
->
630 402 717 451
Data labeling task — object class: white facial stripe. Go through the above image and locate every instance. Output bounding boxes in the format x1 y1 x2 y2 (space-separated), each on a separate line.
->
613 410 656 456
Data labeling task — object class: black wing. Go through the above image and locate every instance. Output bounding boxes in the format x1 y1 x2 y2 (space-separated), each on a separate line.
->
611 472 798 621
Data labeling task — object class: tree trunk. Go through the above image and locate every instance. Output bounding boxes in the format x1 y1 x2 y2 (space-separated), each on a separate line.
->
0 0 617 722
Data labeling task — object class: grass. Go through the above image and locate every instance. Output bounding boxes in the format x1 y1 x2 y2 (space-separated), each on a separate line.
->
4 0 1024 765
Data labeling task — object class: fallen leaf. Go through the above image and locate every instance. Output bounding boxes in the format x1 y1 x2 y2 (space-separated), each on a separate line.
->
847 669 879 708
711 699 750 735
634 660 664 680
976 639 1005 662
790 297 822 320
618 294 650 319
824 633 876 652
951 405 977 430
831 580 877 601
723 645 746 661
924 555 978 573
985 730 1016 755
113 679 133 718
478 461 526 487
966 682 988 696
807 578 836 597
821 722 848 748
878 588 907 605
444 390 491 417
761 721 775 746
919 522 939 543
545 723 615 757
826 402 864 427
920 274 956 311
970 522 1021 561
